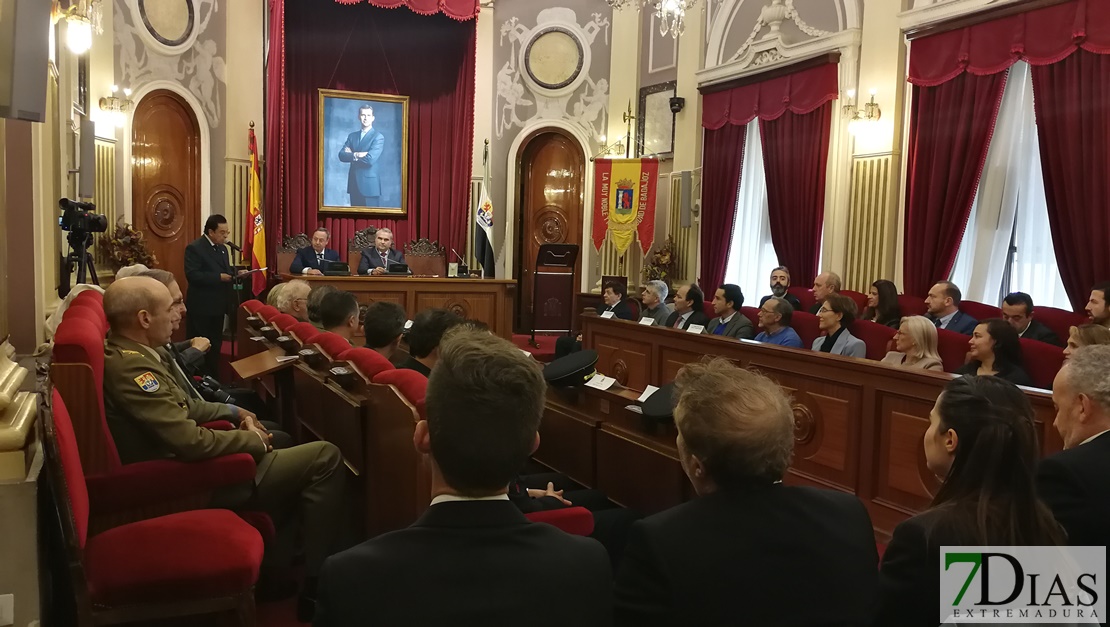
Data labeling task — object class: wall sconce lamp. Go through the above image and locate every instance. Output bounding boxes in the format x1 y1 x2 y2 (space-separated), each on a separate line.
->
99 85 133 127
52 0 105 55
843 88 882 136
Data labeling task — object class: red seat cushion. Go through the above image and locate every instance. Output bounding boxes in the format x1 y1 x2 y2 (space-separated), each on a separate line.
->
63 305 107 336
1033 306 1088 347
255 305 280 322
841 290 869 315
1019 338 1064 390
897 294 928 318
314 332 353 360
242 299 264 314
270 313 299 333
73 289 104 308
290 322 321 345
84 509 263 606
850 320 897 361
69 301 109 334
340 347 394 380
740 306 760 330
373 369 429 404
788 287 816 313
525 507 595 536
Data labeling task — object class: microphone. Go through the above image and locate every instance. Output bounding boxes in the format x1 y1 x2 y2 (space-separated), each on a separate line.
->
226 241 243 253
450 249 469 278
450 248 464 262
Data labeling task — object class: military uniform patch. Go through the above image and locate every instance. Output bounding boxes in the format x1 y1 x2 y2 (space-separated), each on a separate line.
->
134 371 160 393
120 349 144 356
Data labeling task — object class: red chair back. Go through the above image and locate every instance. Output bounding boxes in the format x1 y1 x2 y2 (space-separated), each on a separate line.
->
524 507 595 536
787 287 815 313
1019 338 1064 390
340 347 394 381
1033 306 1088 346
289 322 322 345
70 301 108 334
936 328 971 372
961 300 1002 322
64 305 108 336
73 289 104 308
841 290 869 315
255 305 280 323
270 313 299 333
313 332 352 360
373 369 429 405
241 299 264 314
740 306 760 330
897 294 928 317
791 312 821 348
49 390 91 549
850 320 897 361
53 317 122 475
625 299 640 320
701 301 715 320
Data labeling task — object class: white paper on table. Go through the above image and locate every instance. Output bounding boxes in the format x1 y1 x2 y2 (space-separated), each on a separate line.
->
404 320 414 329
625 405 643 414
637 385 660 402
686 324 705 334
639 317 655 326
585 375 615 390
250 336 266 342
275 356 299 363
600 311 615 319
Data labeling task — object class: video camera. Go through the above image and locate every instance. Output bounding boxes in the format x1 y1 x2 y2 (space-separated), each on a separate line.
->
59 198 108 234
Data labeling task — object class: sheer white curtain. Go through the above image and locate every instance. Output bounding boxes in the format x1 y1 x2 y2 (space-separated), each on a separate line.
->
949 62 1069 308
723 120 778 304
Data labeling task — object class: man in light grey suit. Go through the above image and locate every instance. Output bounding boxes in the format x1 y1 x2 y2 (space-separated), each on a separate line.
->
338 103 386 207
703 284 754 340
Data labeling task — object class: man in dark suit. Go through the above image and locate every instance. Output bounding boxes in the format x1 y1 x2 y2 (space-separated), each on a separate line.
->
184 214 245 376
703 284 754 339
614 358 878 626
924 281 978 334
290 227 341 276
759 265 802 311
1037 346 1110 548
1002 291 1061 346
315 330 612 627
356 227 406 276
337 103 386 207
554 281 633 359
664 283 710 330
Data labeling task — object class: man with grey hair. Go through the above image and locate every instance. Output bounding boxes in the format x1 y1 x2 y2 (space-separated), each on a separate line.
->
276 279 312 321
615 357 878 625
639 280 673 326
357 227 406 276
1037 345 1110 547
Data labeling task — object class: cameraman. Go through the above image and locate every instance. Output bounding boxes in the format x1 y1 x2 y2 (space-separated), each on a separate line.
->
139 269 292 449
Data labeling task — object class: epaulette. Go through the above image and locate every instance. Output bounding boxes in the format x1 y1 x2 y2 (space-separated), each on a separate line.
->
119 349 144 356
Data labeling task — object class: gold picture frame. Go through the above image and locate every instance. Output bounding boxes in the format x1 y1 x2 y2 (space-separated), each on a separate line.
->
318 88 409 216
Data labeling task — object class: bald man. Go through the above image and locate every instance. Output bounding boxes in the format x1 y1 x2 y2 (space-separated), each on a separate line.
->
101 277 346 617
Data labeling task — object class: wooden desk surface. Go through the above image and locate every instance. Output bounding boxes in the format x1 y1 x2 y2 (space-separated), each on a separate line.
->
279 274 516 339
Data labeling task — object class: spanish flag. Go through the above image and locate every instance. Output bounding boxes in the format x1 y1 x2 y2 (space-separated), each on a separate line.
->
592 158 659 256
245 126 267 295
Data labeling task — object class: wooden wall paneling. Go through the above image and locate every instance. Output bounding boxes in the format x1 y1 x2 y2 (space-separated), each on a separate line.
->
414 292 497 328
595 404 688 515
536 388 602 489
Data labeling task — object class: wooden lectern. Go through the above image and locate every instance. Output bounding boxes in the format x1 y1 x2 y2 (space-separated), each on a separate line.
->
530 244 579 347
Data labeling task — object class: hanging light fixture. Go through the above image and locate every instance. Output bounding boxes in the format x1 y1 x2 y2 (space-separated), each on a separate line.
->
604 0 717 39
52 0 104 55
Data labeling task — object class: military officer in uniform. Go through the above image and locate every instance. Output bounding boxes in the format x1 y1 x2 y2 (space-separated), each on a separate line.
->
102 276 345 619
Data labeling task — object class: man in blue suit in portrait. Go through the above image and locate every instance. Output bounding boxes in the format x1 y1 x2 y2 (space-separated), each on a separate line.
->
338 103 386 207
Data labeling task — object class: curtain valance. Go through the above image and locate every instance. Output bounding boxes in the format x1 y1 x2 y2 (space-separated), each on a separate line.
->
702 63 838 130
331 0 480 21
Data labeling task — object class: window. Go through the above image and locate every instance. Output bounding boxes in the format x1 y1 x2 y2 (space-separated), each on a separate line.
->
722 120 779 306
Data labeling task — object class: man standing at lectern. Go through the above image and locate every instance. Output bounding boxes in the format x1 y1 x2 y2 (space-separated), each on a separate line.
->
185 214 247 376
338 103 386 207
358 228 406 276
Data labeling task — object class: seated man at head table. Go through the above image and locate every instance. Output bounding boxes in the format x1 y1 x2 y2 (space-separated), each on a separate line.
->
318 290 360 346
664 283 710 331
291 227 341 276
100 277 347 619
639 280 673 326
398 308 464 377
314 330 612 627
362 301 408 362
703 283 754 339
759 265 802 311
554 281 634 359
614 357 878 627
357 227 406 276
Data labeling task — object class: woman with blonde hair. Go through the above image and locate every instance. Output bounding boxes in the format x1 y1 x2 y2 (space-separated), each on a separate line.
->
1063 323 1110 359
882 315 943 371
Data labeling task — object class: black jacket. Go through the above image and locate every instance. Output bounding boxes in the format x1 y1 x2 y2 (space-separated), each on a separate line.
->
1020 318 1062 346
927 310 979 335
183 236 233 317
760 292 802 311
358 247 406 275
315 500 612 627
615 483 878 627
290 246 340 274
597 300 634 321
663 309 710 330
1037 430 1110 547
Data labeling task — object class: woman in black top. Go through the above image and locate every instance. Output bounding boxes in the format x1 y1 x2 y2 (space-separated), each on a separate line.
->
874 376 1064 626
861 279 902 328
955 318 1032 386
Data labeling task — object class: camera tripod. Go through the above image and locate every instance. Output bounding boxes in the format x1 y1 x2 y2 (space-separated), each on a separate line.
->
58 231 99 299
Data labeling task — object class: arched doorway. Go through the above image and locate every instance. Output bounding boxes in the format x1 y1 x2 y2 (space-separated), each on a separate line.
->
131 89 201 297
514 128 585 331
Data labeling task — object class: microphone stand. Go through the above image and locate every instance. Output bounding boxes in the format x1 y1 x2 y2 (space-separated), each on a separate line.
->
228 244 245 360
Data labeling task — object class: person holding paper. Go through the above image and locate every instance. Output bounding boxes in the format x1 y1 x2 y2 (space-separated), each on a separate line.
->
184 214 251 376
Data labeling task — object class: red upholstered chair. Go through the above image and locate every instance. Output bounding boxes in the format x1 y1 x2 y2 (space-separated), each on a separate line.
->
1033 306 1088 346
897 294 928 317
960 300 1002 322
740 306 760 330
73 289 104 307
850 320 897 361
241 299 264 314
788 287 815 313
255 305 280 323
791 312 821 348
69 301 109 335
701 301 716 320
270 313 299 333
1019 338 1065 390
289 322 322 345
64 305 108 336
373 369 429 405
936 328 972 372
524 507 595 536
46 390 263 625
841 290 869 315
624 299 640 320
340 347 394 381
313 332 353 361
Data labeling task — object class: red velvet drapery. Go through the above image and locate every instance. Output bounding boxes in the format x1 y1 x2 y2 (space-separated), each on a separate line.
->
1031 50 1110 310
901 71 1007 297
759 103 833 289
264 0 476 269
699 63 837 291
332 0 480 21
699 124 746 297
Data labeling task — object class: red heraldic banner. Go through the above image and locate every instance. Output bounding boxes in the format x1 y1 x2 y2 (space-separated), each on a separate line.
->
592 158 659 256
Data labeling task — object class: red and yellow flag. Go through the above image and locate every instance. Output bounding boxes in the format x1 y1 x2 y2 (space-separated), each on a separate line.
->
245 126 267 295
592 158 659 256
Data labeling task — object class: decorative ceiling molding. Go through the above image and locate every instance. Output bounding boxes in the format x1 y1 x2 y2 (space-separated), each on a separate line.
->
898 0 1029 32
698 27 859 89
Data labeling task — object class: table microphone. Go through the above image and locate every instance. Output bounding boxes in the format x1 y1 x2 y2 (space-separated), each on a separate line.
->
450 249 469 277
227 241 243 252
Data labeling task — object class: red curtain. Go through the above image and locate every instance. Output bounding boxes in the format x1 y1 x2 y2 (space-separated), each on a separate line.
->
332 0 480 21
699 124 746 296
1031 49 1110 310
759 102 832 289
702 63 838 129
901 71 1007 297
264 0 476 268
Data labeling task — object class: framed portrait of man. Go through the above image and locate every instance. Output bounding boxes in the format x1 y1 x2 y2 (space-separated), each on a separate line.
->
318 89 409 216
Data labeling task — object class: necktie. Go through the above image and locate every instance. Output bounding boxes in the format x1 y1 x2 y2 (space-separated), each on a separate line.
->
317 252 324 266
933 317 942 329
674 315 682 329
380 252 388 267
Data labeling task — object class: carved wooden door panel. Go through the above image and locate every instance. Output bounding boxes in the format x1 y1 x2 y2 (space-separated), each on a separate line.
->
515 130 584 331
131 89 200 300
